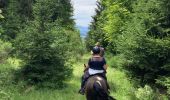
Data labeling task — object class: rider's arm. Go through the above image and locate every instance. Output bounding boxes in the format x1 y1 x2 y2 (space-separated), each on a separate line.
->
103 58 107 70
83 58 91 72
86 65 89 69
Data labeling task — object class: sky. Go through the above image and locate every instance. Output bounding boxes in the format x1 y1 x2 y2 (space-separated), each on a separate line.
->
71 0 97 37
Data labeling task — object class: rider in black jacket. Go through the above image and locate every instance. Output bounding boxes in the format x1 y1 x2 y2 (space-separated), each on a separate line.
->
78 47 108 95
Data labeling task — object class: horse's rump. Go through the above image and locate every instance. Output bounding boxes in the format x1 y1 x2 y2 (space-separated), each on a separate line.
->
85 75 108 92
85 75 109 100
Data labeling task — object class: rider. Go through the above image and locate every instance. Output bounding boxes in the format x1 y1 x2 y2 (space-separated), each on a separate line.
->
78 46 108 95
94 42 105 57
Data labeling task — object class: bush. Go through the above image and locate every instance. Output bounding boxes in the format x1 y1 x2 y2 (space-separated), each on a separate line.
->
134 85 155 100
0 63 16 100
156 76 170 95
132 85 169 100
123 37 170 86
0 90 11 100
107 54 127 69
0 40 12 63
14 24 73 88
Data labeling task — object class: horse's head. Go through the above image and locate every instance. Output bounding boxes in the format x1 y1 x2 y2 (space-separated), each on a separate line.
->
85 75 115 100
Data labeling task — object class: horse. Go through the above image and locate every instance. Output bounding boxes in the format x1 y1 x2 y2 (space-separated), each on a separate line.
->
84 65 115 100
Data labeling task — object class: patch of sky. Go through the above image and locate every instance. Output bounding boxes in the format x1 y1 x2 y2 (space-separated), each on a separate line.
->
71 0 97 37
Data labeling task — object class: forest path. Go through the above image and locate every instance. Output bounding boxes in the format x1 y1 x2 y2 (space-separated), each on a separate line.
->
3 54 133 100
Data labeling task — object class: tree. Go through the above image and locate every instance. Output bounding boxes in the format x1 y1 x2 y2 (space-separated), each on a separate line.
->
0 0 34 40
85 1 106 50
87 0 170 95
86 0 130 53
14 0 81 88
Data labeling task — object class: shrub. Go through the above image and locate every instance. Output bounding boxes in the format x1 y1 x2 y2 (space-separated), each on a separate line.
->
135 85 155 100
0 40 12 63
123 37 170 86
107 54 127 69
14 25 73 88
132 85 169 100
156 76 170 95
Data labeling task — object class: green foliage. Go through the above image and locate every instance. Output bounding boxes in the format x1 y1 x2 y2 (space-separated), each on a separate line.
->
135 85 155 100
117 0 170 87
85 1 106 50
14 24 72 87
0 9 4 19
122 37 170 85
87 0 170 97
0 40 12 63
86 0 130 53
0 0 82 89
102 2 130 53
133 85 169 100
0 9 4 36
156 76 170 95
106 54 127 69
1 0 22 40
0 54 169 100
0 54 132 100
0 9 13 64
17 0 34 23
13 0 82 88
0 63 17 100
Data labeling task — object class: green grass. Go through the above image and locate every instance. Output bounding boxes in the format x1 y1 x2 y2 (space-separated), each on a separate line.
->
108 68 135 100
0 54 135 100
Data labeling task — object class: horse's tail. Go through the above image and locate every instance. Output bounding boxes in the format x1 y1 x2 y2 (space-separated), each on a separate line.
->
93 81 116 100
93 81 109 100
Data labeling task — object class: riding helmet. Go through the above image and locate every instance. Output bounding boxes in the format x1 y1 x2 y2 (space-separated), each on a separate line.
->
92 47 100 54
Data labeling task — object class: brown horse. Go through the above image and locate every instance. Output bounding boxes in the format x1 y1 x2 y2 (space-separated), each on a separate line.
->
85 75 115 100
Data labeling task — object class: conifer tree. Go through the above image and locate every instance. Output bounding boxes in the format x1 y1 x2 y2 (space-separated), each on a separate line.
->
1 0 34 40
14 0 81 88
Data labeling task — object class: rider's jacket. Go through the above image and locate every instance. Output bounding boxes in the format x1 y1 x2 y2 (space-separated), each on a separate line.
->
88 56 106 75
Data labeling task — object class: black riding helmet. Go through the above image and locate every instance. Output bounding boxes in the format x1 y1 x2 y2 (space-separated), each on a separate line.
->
92 47 100 54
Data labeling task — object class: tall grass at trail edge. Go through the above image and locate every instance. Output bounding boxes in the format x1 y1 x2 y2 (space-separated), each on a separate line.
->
0 54 151 100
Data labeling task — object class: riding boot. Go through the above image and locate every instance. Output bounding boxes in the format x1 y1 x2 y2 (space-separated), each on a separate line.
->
78 76 85 95
78 71 90 95
78 88 85 95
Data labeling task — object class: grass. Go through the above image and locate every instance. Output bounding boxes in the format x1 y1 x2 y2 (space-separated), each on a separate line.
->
0 54 136 100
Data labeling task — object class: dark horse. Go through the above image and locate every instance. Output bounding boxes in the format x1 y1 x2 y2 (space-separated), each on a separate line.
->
84 65 115 100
